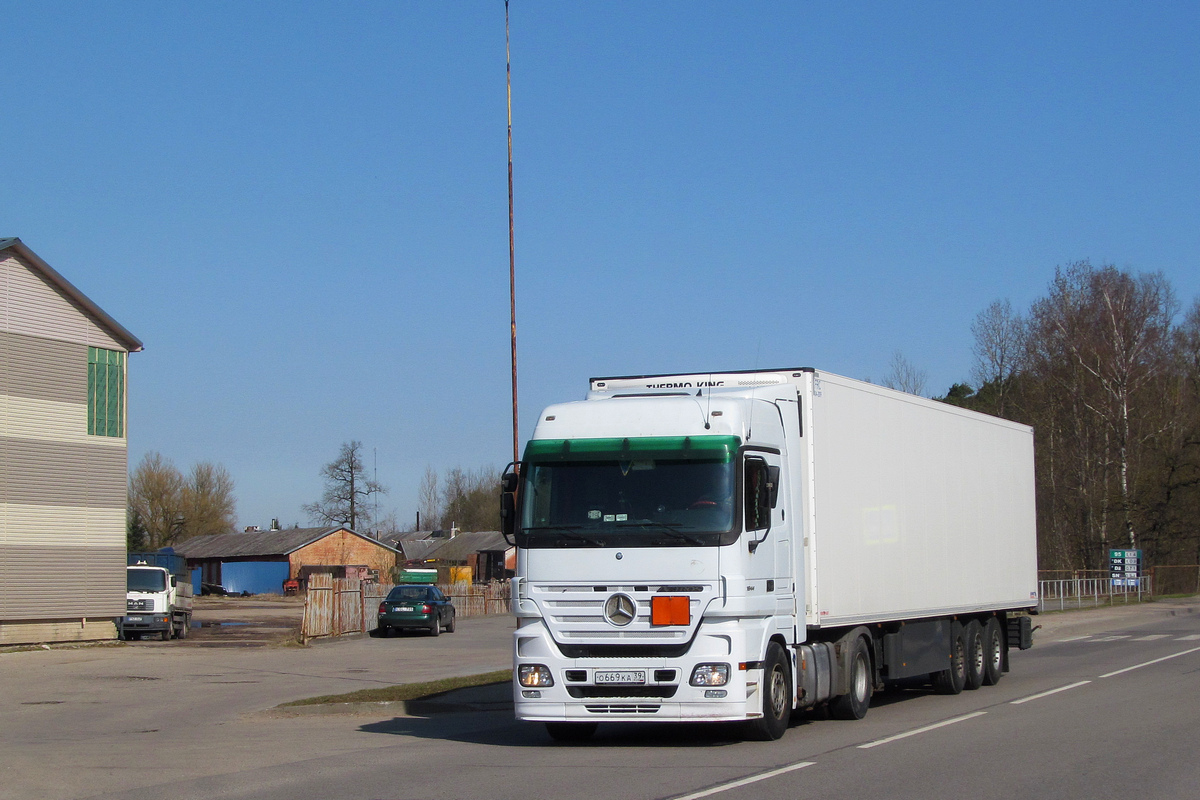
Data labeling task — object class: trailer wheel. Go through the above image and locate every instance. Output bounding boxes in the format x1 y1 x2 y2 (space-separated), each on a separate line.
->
545 722 597 743
982 617 1004 685
963 621 985 690
932 627 966 694
829 637 872 720
745 642 792 740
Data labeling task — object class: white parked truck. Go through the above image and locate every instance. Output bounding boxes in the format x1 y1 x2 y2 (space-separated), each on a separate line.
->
501 368 1038 741
119 552 193 641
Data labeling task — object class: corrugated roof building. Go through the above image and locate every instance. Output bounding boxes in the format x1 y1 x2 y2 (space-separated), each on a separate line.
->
0 238 143 645
175 527 402 593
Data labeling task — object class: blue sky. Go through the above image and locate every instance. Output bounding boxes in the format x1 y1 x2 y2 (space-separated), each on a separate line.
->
4 2 1198 530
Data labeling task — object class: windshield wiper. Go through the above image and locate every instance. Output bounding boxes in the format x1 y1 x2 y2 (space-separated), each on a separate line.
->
614 521 706 546
522 526 605 547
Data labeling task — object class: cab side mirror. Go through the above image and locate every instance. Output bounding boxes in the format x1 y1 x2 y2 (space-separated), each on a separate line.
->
500 467 519 543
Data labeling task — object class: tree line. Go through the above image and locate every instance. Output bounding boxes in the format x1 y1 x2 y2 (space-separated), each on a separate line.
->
941 261 1199 572
127 453 237 549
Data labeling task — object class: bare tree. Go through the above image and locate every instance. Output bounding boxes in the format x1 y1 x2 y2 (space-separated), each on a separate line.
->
1029 261 1177 551
129 452 185 549
413 465 501 532
971 299 1027 416
181 462 237 539
130 453 239 548
416 465 441 530
882 350 928 396
302 440 387 531
440 466 501 532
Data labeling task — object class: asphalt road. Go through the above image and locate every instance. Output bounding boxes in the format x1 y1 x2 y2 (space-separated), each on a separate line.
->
4 600 1199 800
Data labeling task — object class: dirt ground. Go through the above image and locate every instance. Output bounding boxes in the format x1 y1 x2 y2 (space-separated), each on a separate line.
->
184 594 305 646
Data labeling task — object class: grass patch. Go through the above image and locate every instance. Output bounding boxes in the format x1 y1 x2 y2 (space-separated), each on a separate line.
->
279 669 512 707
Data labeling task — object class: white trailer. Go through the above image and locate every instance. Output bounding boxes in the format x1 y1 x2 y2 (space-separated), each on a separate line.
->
502 368 1037 741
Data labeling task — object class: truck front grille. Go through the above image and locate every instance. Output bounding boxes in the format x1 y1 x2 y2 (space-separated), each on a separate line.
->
127 600 150 611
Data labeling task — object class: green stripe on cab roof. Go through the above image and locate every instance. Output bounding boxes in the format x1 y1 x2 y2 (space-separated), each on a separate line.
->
524 435 740 461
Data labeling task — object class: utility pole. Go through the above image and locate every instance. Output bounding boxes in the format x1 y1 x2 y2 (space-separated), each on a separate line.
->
506 0 520 466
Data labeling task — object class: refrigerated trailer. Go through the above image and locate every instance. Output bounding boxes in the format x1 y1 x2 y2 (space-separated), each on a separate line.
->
501 368 1038 741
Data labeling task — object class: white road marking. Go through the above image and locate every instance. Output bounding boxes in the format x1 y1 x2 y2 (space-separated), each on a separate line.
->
1177 634 1200 641
1090 635 1131 642
670 761 817 800
1132 634 1170 641
857 711 987 750
1010 680 1092 705
1057 635 1092 642
1099 645 1200 678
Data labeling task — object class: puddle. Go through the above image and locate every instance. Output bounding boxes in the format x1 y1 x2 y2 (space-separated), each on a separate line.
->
194 621 252 628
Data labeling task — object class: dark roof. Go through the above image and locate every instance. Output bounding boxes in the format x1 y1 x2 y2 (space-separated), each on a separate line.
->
420 531 511 563
398 539 445 562
0 237 143 352
174 527 401 559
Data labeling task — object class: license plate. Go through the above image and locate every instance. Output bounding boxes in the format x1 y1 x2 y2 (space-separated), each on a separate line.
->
126 616 144 623
594 670 646 685
395 606 414 612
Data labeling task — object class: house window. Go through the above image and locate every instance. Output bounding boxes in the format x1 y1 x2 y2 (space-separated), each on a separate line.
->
88 347 125 437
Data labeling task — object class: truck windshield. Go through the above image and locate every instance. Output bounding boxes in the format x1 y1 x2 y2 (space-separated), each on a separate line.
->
127 568 166 593
517 436 739 548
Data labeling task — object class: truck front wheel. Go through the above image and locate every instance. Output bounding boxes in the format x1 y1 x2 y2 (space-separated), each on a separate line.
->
745 642 792 740
829 637 872 720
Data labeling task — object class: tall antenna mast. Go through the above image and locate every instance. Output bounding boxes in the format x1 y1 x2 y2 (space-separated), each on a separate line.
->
506 0 520 466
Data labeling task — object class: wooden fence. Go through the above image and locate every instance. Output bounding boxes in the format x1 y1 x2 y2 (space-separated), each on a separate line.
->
301 578 510 642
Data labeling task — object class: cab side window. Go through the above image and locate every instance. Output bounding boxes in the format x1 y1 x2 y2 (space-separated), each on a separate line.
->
744 457 771 531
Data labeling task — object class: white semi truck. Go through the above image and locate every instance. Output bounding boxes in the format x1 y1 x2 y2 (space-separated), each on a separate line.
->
501 368 1038 741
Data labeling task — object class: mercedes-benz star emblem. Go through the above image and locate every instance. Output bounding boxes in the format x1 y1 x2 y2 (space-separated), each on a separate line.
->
604 593 637 627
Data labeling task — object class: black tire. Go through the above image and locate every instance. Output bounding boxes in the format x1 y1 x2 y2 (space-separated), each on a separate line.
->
932 626 966 695
744 641 792 740
160 627 171 642
177 617 189 640
446 611 456 633
545 722 597 743
982 617 1004 686
829 637 873 720
963 621 985 691
429 616 441 637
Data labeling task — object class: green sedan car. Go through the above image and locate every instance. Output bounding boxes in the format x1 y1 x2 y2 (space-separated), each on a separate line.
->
377 585 456 636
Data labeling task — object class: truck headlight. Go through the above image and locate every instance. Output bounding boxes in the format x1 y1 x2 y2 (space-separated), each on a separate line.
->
690 663 730 686
517 664 555 687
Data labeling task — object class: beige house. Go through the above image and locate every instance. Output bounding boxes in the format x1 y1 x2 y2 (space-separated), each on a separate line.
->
0 238 142 645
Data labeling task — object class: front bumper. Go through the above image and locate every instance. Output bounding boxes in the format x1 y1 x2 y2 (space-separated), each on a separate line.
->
513 617 765 723
118 615 170 633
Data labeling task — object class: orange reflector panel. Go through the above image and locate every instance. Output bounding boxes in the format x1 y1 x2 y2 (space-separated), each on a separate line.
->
651 595 690 626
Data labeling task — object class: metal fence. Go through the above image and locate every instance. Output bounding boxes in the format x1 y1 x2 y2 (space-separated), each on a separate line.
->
1038 575 1152 612
1036 565 1200 612
301 578 510 643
